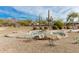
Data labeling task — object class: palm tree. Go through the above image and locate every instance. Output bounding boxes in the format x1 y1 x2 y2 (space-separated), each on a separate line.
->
67 12 79 29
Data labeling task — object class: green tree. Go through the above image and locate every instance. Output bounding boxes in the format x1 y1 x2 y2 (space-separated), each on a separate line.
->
53 19 64 29
67 12 79 29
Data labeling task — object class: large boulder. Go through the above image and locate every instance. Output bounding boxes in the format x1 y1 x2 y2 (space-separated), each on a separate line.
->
4 30 68 40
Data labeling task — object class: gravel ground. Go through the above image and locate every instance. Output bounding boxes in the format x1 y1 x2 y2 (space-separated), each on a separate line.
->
0 28 79 53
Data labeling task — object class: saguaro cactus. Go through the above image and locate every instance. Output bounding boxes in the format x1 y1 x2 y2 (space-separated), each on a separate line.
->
47 10 53 30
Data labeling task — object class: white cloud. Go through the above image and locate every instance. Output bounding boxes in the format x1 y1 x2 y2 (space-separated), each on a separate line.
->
13 6 79 21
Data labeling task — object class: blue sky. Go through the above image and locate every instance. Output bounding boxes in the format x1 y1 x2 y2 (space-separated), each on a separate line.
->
0 6 79 21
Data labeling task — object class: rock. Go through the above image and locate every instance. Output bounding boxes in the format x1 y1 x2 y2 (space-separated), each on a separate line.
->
46 34 61 40
4 34 14 38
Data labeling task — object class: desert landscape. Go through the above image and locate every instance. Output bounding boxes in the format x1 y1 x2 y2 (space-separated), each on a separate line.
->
0 6 79 53
0 27 78 53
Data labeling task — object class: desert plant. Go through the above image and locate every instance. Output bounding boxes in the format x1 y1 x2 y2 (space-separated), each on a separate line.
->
67 12 79 29
73 37 79 44
53 19 64 29
17 20 32 26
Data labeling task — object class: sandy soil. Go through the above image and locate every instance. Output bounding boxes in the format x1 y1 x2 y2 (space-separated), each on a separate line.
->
0 27 79 53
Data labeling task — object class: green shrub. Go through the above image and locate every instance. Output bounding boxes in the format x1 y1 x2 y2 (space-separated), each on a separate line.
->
53 20 64 29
